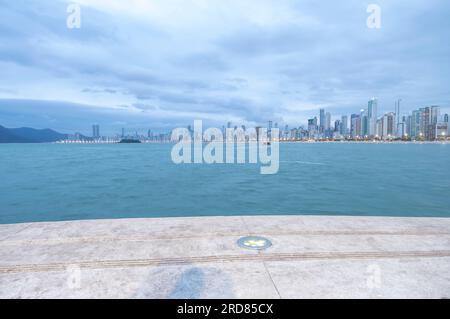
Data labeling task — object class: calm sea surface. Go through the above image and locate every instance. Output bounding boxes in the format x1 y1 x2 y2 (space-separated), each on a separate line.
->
1 143 449 224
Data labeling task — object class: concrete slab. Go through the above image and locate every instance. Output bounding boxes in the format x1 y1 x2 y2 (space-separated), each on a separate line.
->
0 263 280 299
265 258 450 299
0 216 449 299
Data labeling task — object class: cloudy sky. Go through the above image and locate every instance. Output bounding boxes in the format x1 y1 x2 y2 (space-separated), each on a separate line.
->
0 0 449 134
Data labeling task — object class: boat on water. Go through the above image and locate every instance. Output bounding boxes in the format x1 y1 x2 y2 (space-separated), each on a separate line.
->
118 139 142 144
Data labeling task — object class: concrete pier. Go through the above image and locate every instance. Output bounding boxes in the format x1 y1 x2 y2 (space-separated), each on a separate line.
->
1 215 450 299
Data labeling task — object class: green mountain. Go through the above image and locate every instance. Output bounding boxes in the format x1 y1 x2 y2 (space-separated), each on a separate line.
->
0 125 68 143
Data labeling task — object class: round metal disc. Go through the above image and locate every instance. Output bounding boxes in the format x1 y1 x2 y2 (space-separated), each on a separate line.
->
237 236 272 250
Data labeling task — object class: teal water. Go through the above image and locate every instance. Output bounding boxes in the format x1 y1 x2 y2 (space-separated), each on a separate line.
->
0 143 449 224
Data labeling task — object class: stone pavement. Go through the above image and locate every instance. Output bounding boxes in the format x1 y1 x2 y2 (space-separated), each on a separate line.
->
1 216 449 299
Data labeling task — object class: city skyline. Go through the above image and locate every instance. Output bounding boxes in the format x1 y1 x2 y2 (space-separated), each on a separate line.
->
1 97 449 138
0 1 450 134
53 98 447 142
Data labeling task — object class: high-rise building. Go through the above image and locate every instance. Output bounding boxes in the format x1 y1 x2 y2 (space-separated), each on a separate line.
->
395 99 402 137
376 119 383 138
382 113 395 139
334 120 341 132
405 115 412 137
340 115 348 136
410 110 421 138
350 114 361 138
360 109 369 137
368 98 378 136
419 107 434 140
319 109 325 133
397 116 407 137
121 128 125 138
323 112 331 137
444 114 449 123
325 112 331 131
308 117 318 137
92 124 100 138
430 106 440 125
350 114 359 138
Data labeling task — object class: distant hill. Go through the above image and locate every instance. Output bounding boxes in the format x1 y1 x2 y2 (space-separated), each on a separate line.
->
0 126 34 143
0 125 68 143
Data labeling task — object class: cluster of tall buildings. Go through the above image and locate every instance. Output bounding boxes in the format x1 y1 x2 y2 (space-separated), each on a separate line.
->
64 125 172 143
282 99 449 141
86 100 448 143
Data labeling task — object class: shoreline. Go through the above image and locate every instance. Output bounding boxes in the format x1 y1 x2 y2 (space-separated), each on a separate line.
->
2 213 450 226
1 140 448 145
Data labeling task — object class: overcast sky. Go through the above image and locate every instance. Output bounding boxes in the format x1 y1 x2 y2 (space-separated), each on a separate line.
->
0 0 449 134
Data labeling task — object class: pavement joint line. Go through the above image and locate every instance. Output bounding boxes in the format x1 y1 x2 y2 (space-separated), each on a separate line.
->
240 216 282 299
2 231 450 247
1 250 450 274
262 260 282 299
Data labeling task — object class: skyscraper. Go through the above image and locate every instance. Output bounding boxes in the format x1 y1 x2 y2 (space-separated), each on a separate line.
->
334 120 341 132
410 110 421 138
308 117 318 137
324 112 331 137
405 115 412 137
360 109 369 137
325 112 331 131
92 124 100 138
429 106 442 140
382 113 395 139
444 114 449 123
350 114 361 138
420 107 432 140
368 98 378 136
340 115 348 136
376 119 383 138
430 106 440 124
395 99 402 137
319 109 325 133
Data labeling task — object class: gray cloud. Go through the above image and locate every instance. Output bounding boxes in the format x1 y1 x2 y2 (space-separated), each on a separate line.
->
0 0 449 132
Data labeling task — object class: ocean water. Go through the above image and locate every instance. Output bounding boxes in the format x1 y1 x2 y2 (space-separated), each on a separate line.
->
0 143 449 224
